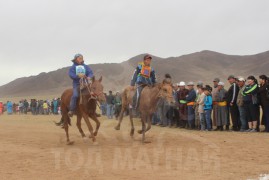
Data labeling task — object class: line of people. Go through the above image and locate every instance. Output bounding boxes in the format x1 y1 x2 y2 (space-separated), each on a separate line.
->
0 98 61 115
153 75 269 132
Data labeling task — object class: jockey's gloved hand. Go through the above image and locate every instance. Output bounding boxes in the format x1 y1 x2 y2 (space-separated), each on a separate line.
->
78 73 86 78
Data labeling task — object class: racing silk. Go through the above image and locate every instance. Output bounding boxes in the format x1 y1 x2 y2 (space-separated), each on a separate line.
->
69 61 94 87
130 62 156 86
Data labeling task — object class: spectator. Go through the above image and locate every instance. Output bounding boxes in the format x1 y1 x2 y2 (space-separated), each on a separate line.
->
186 82 196 129
114 92 122 120
53 98 58 114
7 101 13 115
197 87 206 130
227 75 240 131
204 87 213 131
258 75 269 132
212 78 220 129
43 101 49 115
19 101 24 114
24 100 29 114
0 101 3 115
243 76 259 132
194 81 203 130
106 91 114 119
177 81 189 128
237 77 248 132
215 82 228 131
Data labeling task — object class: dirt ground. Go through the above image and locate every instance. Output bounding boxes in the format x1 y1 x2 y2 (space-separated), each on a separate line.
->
0 114 269 180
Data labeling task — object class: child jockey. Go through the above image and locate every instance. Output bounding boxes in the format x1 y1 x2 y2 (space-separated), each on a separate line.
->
130 54 156 110
68 53 94 117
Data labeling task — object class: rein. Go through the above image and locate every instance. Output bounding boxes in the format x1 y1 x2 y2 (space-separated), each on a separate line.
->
79 78 102 108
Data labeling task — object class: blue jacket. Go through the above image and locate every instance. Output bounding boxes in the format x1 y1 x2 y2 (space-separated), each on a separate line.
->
130 63 156 86
69 61 94 87
204 95 213 110
186 89 196 102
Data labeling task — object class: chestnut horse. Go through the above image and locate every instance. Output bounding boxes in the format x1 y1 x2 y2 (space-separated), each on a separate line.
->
115 75 175 143
60 76 105 145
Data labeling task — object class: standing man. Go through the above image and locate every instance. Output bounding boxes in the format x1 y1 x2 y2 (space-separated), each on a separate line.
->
212 78 220 130
215 82 228 131
194 81 203 130
177 81 189 128
114 91 122 120
106 90 115 119
237 77 247 132
186 82 196 129
227 75 240 131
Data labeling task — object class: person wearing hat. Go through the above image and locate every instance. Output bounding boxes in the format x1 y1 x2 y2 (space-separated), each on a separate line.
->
214 82 228 131
258 75 269 132
236 76 247 132
194 81 203 130
226 75 240 131
242 76 259 132
68 54 94 117
131 54 156 110
177 81 189 128
212 78 220 129
186 82 196 129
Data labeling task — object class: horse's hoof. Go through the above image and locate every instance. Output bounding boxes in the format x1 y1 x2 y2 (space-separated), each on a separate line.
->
114 126 120 130
83 137 88 143
143 140 151 144
66 141 74 145
137 130 143 134
93 141 99 146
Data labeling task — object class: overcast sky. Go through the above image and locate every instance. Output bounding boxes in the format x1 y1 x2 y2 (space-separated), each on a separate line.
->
0 0 268 86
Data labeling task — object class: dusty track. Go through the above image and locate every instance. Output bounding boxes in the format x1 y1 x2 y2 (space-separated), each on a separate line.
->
0 114 268 180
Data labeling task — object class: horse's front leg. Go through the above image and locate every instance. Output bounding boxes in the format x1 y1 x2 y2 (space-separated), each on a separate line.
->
89 114 100 136
81 112 96 142
114 105 127 130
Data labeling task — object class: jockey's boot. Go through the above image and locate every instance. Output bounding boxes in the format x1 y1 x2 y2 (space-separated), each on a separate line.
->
68 111 74 117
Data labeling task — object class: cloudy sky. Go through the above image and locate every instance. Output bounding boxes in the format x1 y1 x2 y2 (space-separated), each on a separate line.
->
0 0 268 86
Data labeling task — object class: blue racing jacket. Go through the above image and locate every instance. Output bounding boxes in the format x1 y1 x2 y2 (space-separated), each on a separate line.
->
69 61 94 87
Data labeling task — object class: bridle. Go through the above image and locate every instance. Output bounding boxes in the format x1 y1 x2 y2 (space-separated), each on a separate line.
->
79 78 104 108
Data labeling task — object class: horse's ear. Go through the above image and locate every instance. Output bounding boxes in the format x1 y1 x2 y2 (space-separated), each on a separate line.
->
92 76 95 82
99 76 103 82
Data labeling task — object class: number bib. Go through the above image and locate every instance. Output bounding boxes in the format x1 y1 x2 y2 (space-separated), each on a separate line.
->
140 65 151 78
76 65 86 75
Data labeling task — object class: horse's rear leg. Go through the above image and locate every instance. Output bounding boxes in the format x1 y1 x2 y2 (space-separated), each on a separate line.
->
82 113 96 142
129 108 135 137
145 114 152 132
76 114 86 138
63 114 73 145
114 106 126 130
89 114 100 136
141 114 146 143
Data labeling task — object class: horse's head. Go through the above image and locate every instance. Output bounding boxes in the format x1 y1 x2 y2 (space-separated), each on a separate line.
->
158 74 175 105
90 76 106 103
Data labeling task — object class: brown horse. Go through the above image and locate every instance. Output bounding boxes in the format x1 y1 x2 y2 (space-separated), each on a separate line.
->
60 76 105 145
115 75 175 143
